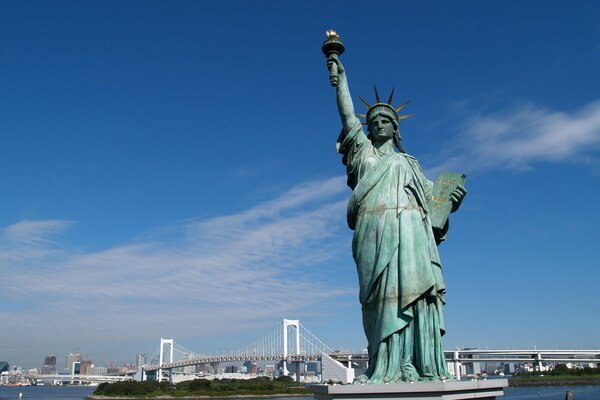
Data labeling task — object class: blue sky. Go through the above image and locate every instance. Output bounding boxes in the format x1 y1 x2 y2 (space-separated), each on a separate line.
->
1 1 600 369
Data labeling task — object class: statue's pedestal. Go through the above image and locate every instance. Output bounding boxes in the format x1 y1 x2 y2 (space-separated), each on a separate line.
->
307 379 508 400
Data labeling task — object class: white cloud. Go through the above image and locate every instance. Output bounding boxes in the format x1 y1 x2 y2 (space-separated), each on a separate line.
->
1 219 74 245
0 177 354 365
0 220 74 268
426 101 600 175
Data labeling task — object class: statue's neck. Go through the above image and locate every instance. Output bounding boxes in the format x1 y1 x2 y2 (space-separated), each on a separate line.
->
374 140 396 154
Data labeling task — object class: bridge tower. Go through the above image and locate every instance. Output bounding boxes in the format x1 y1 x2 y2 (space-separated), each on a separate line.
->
282 319 300 377
158 338 174 383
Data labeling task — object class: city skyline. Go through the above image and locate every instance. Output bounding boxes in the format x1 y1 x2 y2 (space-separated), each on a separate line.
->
2 1 600 368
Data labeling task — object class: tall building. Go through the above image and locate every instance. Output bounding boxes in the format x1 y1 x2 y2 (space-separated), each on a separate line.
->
225 365 238 373
42 353 56 374
65 353 81 373
0 361 9 373
91 366 108 375
243 360 252 373
107 360 120 374
136 353 147 367
181 353 195 374
80 360 93 375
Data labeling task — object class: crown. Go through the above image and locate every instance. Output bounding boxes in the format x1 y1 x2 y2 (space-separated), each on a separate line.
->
356 86 415 125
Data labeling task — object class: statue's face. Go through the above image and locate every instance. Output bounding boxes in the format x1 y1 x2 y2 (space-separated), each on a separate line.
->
369 115 395 143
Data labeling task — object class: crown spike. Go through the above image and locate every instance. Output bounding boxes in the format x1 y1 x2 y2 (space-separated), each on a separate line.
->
358 96 372 109
387 87 395 105
374 85 381 103
356 113 367 119
395 100 411 112
398 113 415 120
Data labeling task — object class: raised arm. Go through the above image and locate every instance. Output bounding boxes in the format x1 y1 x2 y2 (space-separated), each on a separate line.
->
327 57 360 134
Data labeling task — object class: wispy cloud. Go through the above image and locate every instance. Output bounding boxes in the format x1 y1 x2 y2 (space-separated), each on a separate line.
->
426 101 600 175
0 177 353 364
0 219 75 268
1 219 74 245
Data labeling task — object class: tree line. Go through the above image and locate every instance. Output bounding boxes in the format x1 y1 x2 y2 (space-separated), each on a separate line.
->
93 376 309 397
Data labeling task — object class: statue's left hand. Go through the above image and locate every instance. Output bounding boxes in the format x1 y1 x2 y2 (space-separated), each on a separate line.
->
450 185 466 212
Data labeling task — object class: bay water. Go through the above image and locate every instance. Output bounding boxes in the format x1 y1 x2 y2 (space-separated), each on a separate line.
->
2 385 600 400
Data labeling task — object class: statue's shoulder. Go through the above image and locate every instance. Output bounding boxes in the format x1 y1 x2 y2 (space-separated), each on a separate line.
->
400 152 417 161
400 153 428 176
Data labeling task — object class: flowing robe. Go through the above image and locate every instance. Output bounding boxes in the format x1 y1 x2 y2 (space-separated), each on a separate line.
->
337 122 449 383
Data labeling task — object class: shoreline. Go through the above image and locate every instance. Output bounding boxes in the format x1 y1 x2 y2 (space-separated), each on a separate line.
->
509 377 600 387
87 394 311 399
86 378 600 398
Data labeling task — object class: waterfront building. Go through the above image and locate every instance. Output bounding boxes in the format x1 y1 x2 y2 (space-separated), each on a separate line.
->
71 361 81 375
91 366 108 375
1 366 24 385
459 348 482 376
517 363 534 373
243 360 252 373
484 362 498 374
585 362 600 368
264 364 275 377
80 360 93 375
500 363 515 374
41 353 56 374
211 363 221 375
196 364 210 374
65 353 81 373
0 361 8 373
181 353 195 374
225 365 238 373
462 360 481 376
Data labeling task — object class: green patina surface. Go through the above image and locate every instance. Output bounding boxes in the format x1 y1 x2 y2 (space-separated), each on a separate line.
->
324 31 466 384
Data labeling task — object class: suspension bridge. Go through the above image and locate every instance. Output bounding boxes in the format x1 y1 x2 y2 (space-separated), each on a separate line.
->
142 319 600 382
143 319 351 381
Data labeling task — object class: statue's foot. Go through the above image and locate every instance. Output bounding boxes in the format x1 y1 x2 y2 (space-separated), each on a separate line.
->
419 368 435 382
400 366 420 383
353 374 369 385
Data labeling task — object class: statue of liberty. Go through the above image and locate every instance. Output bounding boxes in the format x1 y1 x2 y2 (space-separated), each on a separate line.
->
323 31 466 384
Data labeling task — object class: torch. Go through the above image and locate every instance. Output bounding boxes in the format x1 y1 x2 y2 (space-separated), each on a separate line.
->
322 30 345 87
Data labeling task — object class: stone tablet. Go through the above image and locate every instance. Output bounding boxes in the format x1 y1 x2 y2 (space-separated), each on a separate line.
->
429 172 467 231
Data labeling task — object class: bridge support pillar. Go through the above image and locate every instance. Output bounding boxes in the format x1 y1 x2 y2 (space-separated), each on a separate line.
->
282 319 300 376
158 338 174 382
536 353 543 372
453 350 461 381
295 361 302 382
